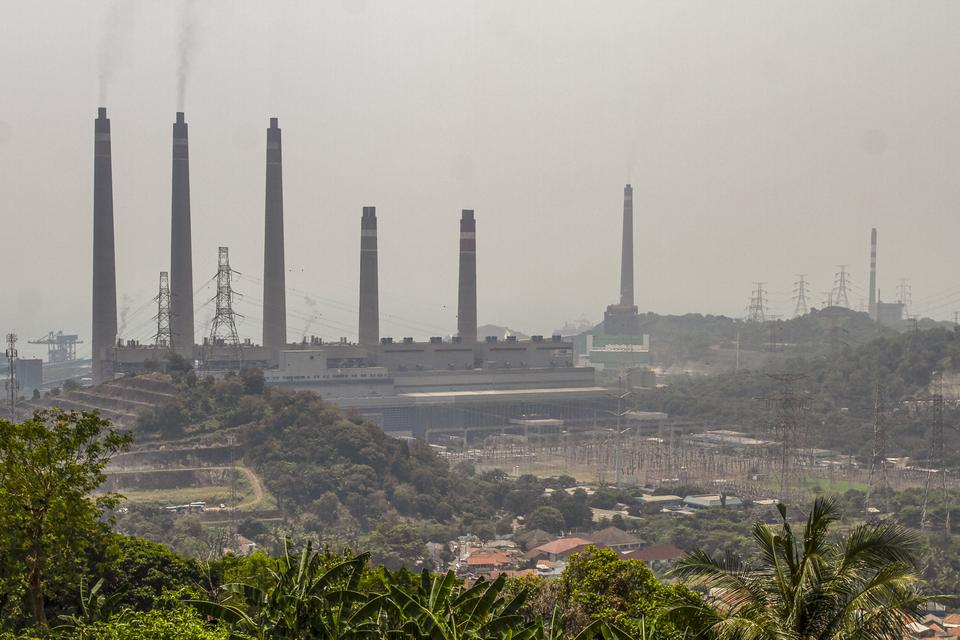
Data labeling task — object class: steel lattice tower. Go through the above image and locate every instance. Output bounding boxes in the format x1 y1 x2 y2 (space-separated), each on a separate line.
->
865 382 887 510
746 282 767 322
793 274 809 317
153 271 174 350
764 373 810 502
207 247 243 366
832 265 850 309
896 278 912 316
920 372 947 532
5 333 18 419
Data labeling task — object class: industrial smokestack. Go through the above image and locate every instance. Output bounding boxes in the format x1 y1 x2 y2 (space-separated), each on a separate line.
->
869 228 877 320
92 107 117 384
170 111 194 356
358 206 379 348
262 117 286 360
457 210 478 343
620 184 634 307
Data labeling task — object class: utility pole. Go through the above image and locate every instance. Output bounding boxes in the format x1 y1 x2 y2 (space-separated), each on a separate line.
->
793 275 809 317
206 247 243 369
747 282 767 323
153 271 174 351
735 330 741 372
5 333 18 419
832 265 850 309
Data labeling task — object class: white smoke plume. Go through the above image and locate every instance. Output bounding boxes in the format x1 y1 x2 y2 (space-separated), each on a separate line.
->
97 0 137 104
176 0 199 111
117 293 131 338
301 296 319 340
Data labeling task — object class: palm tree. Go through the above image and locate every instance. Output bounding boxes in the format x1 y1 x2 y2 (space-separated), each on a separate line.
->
666 498 930 640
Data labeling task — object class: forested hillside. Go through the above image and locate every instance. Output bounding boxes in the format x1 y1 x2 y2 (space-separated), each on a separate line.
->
635 326 960 461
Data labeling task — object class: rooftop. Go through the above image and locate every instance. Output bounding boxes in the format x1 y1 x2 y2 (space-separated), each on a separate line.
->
587 526 642 547
534 537 595 555
624 544 685 562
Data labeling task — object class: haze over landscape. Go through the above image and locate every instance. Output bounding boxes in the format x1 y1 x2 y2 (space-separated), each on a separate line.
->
3 1 960 359
5 3 960 639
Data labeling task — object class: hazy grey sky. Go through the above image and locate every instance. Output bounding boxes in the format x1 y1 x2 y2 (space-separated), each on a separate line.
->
3 0 960 358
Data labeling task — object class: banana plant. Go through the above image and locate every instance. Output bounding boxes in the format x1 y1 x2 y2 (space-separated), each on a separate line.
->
189 539 380 639
382 569 533 640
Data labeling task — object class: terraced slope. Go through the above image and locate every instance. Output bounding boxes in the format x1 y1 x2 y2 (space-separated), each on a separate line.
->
21 373 177 428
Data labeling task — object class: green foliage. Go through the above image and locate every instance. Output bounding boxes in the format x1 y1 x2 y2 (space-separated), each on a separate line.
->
636 326 960 462
525 507 566 534
556 548 682 639
0 409 132 629
667 498 929 640
96 534 204 610
192 539 376 639
59 606 226 640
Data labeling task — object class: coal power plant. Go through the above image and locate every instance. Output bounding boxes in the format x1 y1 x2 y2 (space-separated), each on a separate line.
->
93 110 662 439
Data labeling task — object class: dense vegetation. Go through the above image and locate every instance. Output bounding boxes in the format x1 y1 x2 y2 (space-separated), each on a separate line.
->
636 325 960 462
0 401 950 638
625 307 895 368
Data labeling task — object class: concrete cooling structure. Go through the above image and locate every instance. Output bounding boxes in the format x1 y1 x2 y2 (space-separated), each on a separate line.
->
93 109 633 437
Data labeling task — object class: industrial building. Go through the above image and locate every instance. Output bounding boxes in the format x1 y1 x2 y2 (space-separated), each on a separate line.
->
577 184 651 371
90 109 632 438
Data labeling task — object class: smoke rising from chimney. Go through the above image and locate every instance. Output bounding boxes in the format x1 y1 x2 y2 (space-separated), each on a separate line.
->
176 0 198 111
117 293 131 338
97 0 137 104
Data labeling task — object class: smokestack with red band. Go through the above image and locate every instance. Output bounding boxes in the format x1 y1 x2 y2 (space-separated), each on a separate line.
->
869 228 877 320
358 206 379 348
170 112 194 356
457 209 477 343
262 117 286 359
620 184 634 307
92 107 117 383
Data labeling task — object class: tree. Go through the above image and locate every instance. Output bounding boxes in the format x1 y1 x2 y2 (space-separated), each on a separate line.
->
667 498 929 640
556 547 680 638
0 409 132 628
525 506 566 534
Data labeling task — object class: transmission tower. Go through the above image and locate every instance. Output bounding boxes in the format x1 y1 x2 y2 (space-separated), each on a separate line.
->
865 382 887 510
764 373 810 502
153 271 174 350
920 371 947 533
746 282 767 322
793 275 809 317
832 265 850 309
5 333 18 419
206 247 243 368
896 278 912 316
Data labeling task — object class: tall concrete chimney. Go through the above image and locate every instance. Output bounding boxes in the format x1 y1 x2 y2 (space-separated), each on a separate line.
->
262 117 286 360
869 228 877 320
457 210 478 343
619 184 634 307
92 107 117 384
170 112 194 357
358 206 379 348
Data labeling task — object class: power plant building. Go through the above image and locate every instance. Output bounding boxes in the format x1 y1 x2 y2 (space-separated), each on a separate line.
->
95 114 635 440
